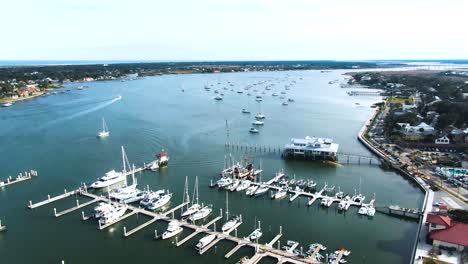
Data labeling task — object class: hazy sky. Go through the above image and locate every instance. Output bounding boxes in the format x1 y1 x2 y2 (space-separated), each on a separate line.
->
2 0 467 60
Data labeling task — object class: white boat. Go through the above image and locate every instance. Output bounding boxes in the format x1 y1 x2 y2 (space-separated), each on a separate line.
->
122 191 146 204
189 205 212 222
139 190 165 207
255 96 263 101
282 102 288 106
217 176 232 188
241 109 250 114
358 206 369 215
254 184 269 196
272 93 278 96
214 95 223 100
196 234 216 250
149 161 159 171
98 204 127 225
97 118 110 138
181 203 201 218
353 193 365 203
90 170 126 189
245 185 259 196
236 180 251 192
247 228 262 241
222 215 240 232
273 187 288 199
162 221 183 239
147 193 172 210
249 127 259 133
255 113 266 119
94 202 113 218
109 184 138 200
227 179 240 191
1 102 13 107
115 95 122 101
367 207 376 217
252 120 264 125
182 176 202 217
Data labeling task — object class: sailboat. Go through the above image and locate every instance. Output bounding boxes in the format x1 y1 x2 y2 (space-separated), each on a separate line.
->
182 176 202 218
221 192 240 232
97 118 109 138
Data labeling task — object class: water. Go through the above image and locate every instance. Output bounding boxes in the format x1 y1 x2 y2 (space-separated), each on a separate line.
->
0 70 424 264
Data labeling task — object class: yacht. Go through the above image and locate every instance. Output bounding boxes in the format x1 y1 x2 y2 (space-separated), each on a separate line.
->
1 102 13 107
90 170 126 189
358 206 368 215
245 185 259 196
122 191 146 204
255 113 266 119
98 204 127 225
97 118 110 138
249 127 259 133
235 180 251 192
217 176 232 188
252 120 264 125
196 234 217 250
352 193 365 204
94 202 113 218
189 205 212 222
254 184 269 196
147 193 172 210
272 187 288 199
139 190 165 207
241 109 250 114
214 95 223 100
221 215 240 232
367 207 376 216
247 228 262 241
227 179 240 191
162 221 183 239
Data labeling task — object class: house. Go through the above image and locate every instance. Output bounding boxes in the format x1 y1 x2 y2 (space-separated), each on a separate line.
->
435 136 450 145
83 77 94 82
426 213 468 252
397 122 435 136
402 104 417 111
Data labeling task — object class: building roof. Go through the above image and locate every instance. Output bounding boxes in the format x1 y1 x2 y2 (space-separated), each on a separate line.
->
426 213 452 227
430 223 468 247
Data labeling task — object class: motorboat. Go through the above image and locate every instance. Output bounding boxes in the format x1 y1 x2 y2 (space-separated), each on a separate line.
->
282 102 288 106
235 180 251 192
181 203 201 217
90 170 126 189
367 207 376 216
249 127 259 133
196 234 217 250
122 191 146 204
352 193 365 203
214 95 223 100
221 215 240 232
98 204 127 225
241 109 250 114
255 113 266 119
94 202 113 218
154 152 169 167
309 243 327 251
147 193 172 210
139 190 165 207
288 98 294 102
97 117 110 138
245 185 259 196
246 228 262 241
255 96 263 102
189 205 212 222
272 93 278 96
162 221 183 239
252 120 264 125
217 176 233 188
358 206 369 215
254 184 269 196
1 102 13 107
109 184 138 200
272 187 288 199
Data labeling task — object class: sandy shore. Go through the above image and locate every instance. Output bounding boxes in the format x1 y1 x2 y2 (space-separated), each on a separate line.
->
0 91 45 104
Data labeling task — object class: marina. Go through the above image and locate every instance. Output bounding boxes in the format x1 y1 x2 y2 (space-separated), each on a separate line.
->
0 170 38 188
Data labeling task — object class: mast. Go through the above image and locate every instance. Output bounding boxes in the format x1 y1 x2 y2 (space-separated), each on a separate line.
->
195 176 199 205
225 191 229 220
102 118 106 132
183 176 189 206
121 146 126 173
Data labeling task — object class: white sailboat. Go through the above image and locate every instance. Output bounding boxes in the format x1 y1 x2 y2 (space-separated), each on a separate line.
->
189 205 212 222
182 176 202 218
97 118 109 138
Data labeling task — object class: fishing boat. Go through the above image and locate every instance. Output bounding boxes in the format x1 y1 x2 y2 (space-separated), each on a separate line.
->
245 185 259 196
1 102 13 107
90 170 126 189
162 221 183 239
196 234 217 250
254 184 269 196
98 204 127 225
272 186 288 199
236 180 251 192
189 205 212 222
241 109 250 114
252 120 264 125
147 192 172 210
249 127 259 133
97 118 110 138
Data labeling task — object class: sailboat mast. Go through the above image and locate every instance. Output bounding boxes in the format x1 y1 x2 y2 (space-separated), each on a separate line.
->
225 191 229 220
121 146 126 173
195 176 199 205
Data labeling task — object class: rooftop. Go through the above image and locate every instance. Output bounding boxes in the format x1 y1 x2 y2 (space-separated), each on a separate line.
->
430 222 468 247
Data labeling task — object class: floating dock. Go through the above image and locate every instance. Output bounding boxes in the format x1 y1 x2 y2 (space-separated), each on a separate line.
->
0 170 38 188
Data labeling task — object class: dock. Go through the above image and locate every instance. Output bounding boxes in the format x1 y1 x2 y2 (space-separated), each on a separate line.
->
0 170 38 188
28 186 323 264
54 198 100 217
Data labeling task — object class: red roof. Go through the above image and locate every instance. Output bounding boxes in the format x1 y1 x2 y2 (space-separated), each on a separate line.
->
157 153 168 157
430 223 468 246
426 213 452 227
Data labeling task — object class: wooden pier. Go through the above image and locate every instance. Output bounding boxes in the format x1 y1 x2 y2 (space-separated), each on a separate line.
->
28 186 323 264
0 170 38 188
224 142 380 165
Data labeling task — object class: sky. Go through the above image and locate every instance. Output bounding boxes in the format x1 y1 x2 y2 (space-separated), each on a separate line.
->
1 0 468 61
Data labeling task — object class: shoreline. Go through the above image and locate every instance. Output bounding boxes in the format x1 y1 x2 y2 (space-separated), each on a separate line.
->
0 91 45 104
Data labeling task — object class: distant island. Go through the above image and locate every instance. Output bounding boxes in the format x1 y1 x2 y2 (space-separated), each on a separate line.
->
0 61 392 103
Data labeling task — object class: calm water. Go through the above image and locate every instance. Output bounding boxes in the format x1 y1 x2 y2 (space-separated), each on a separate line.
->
0 70 424 264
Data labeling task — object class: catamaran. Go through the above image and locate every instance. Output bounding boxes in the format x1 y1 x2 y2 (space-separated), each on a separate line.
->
162 220 183 239
97 118 110 138
147 192 172 210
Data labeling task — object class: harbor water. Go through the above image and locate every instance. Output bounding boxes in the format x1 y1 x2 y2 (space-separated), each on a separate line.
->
0 70 424 264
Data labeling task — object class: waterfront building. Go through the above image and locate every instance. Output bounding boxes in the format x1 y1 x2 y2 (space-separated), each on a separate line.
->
283 136 339 161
